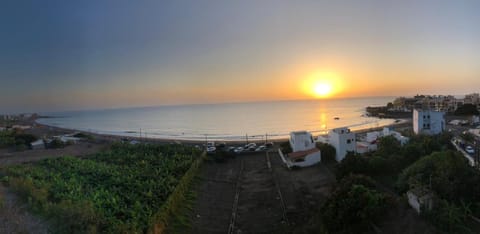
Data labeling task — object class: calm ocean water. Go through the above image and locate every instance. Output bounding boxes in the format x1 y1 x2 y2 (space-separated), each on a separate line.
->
37 97 397 141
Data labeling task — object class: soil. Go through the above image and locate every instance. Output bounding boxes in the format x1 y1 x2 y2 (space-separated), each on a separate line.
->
0 185 49 234
189 150 336 233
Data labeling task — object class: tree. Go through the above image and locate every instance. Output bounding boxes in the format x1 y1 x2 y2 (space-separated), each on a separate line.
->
316 142 336 162
375 135 401 157
321 175 392 234
397 151 480 202
335 153 370 180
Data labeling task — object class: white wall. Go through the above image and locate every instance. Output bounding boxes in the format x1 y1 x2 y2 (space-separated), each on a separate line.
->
329 128 356 162
289 151 321 168
289 131 315 152
413 109 445 135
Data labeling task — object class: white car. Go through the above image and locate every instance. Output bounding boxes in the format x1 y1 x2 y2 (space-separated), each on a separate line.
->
255 145 267 152
207 146 216 154
466 146 475 154
234 147 244 154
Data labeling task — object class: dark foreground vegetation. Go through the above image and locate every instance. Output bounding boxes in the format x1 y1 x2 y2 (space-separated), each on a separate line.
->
1 143 202 233
0 130 38 151
301 131 480 234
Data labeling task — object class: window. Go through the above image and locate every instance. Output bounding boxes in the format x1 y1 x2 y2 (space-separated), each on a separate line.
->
295 158 305 162
347 139 351 144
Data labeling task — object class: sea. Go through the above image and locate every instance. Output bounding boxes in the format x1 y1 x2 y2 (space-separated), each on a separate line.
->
37 97 397 141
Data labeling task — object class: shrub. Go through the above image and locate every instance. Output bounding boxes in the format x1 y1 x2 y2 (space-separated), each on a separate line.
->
73 133 94 141
321 175 392 233
280 141 292 154
14 133 37 146
316 142 336 162
49 138 65 148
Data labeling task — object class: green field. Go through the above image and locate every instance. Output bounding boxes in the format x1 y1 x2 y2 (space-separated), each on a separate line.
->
2 143 201 233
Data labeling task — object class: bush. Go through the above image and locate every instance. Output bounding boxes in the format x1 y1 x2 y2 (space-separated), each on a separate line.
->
316 142 336 162
0 130 15 148
49 138 65 148
424 199 473 234
14 133 37 146
321 175 392 233
335 153 370 180
73 133 94 141
280 141 292 154
396 151 480 202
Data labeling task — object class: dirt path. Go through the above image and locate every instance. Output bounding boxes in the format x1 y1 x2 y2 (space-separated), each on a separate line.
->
189 150 336 233
190 157 242 234
232 153 287 233
0 185 49 234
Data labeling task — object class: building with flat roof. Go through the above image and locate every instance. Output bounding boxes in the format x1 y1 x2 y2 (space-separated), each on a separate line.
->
413 109 445 135
279 131 321 168
328 127 356 162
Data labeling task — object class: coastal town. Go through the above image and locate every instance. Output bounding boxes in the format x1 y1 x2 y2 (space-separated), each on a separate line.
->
1 94 480 233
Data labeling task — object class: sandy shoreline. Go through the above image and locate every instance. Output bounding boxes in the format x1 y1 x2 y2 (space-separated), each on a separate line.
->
32 118 412 145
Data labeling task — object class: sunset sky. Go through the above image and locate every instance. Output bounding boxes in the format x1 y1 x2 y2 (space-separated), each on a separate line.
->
1 0 480 112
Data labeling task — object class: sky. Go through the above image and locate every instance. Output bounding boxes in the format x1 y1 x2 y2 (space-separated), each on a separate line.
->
1 0 479 113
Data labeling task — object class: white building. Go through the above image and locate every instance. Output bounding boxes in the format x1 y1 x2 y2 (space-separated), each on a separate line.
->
356 127 409 154
413 109 445 135
289 131 316 152
382 127 409 145
328 127 356 162
279 131 321 168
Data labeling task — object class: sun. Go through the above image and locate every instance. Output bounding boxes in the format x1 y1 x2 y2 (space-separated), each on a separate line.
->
301 70 343 99
313 82 332 97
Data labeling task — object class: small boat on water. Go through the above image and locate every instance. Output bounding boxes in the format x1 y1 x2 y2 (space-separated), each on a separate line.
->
334 117 340 120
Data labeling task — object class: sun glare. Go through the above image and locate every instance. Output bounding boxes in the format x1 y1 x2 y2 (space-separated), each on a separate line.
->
302 71 343 99
313 82 332 97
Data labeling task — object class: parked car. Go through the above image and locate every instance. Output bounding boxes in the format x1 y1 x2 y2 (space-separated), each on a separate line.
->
207 141 215 147
227 146 236 152
466 146 475 154
217 142 227 148
255 145 267 152
234 147 244 154
264 142 274 148
207 146 216 154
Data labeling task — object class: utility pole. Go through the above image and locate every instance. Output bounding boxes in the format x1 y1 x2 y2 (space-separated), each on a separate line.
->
475 137 480 169
205 134 208 150
265 133 268 144
246 133 249 144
